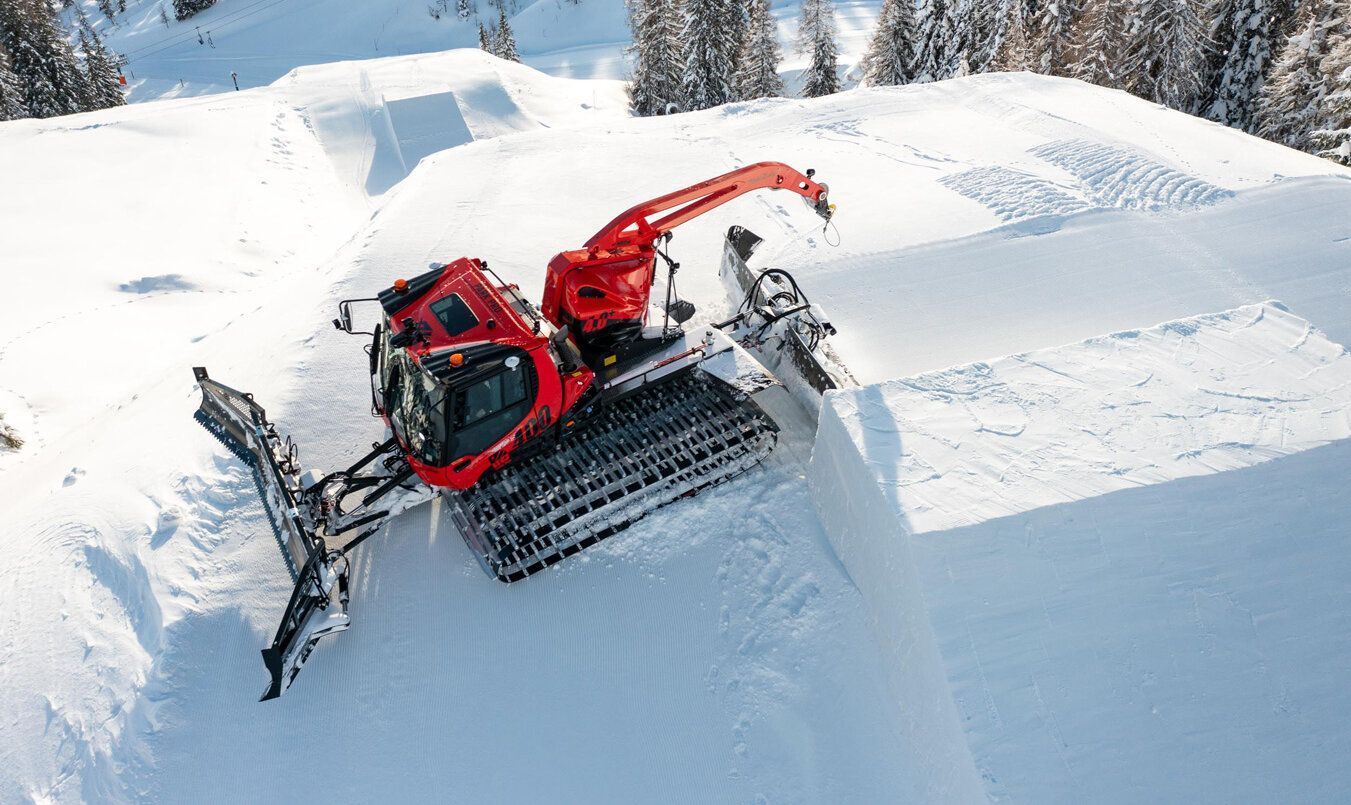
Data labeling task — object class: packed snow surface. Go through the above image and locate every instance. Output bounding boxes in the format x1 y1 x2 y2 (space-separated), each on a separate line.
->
829 303 1351 533
2 52 1350 802
810 303 1351 801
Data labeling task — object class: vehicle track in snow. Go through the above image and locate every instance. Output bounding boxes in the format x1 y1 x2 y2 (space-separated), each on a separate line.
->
1030 139 1235 211
939 166 1093 222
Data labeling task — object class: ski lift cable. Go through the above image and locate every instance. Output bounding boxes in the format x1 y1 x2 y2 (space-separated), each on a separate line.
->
120 0 289 60
119 0 282 57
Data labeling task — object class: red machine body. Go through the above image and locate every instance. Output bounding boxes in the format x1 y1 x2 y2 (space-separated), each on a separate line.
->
376 257 594 491
541 162 830 349
378 162 830 493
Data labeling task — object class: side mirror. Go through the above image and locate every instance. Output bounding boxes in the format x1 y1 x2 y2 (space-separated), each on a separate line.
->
333 298 379 336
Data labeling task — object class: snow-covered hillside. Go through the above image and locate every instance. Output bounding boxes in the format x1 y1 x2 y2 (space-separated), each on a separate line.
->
90 0 882 101
1 49 1349 802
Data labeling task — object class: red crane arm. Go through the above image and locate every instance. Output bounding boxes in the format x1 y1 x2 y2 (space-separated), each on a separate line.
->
584 161 832 252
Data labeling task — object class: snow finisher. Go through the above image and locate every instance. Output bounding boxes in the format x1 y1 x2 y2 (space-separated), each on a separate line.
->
193 162 845 700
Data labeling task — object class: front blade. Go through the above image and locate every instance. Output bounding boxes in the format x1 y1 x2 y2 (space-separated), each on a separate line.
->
260 549 351 700
192 367 311 579
191 367 350 699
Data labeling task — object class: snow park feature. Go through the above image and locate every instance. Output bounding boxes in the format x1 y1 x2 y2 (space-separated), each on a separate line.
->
3 21 1351 805
810 302 1351 800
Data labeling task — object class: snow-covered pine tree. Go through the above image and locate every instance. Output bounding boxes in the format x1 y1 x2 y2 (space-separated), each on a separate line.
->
736 0 784 99
1068 0 1128 87
627 0 685 114
1122 0 1210 111
458 0 473 18
860 0 919 85
173 0 215 21
727 0 751 81
479 21 492 51
1028 0 1083 75
158 3 169 27
1256 0 1337 149
964 0 1012 74
683 0 741 108
992 0 1034 70
98 0 116 23
1204 0 1298 129
494 0 520 61
914 0 964 81
76 11 124 110
0 0 89 117
1312 26 1351 163
0 50 29 121
797 0 839 96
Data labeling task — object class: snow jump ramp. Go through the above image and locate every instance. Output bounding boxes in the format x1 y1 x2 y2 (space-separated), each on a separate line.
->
809 302 1351 801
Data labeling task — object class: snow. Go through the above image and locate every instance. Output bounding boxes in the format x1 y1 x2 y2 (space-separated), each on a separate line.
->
809 303 1351 800
3 48 1351 801
812 301 1351 534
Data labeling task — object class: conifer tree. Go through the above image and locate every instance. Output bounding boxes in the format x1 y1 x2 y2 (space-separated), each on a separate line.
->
478 21 492 52
628 0 685 114
458 0 473 18
1256 0 1337 149
1030 0 1083 75
860 0 919 86
76 11 124 110
173 0 215 21
683 0 741 108
1205 0 1296 129
1068 0 1128 87
797 0 839 96
964 0 1012 75
0 0 88 117
736 0 784 99
98 0 116 23
0 50 29 121
1312 34 1351 164
494 0 520 61
1122 0 1209 110
914 0 963 81
992 1 1033 71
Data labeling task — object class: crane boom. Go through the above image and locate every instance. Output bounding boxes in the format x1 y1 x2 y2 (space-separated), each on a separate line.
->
542 161 832 353
584 161 832 252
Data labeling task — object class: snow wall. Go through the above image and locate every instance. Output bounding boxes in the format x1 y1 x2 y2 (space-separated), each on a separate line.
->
809 302 1351 801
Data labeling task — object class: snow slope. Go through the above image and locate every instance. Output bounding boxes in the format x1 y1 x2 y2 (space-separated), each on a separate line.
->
2 53 1350 802
811 304 1351 801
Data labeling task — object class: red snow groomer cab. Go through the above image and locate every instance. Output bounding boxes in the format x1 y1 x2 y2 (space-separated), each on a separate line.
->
192 162 842 700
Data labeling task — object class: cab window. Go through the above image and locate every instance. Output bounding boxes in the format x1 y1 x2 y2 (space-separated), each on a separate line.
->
450 363 533 460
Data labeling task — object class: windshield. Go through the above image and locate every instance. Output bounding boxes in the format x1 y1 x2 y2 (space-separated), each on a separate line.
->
388 353 449 466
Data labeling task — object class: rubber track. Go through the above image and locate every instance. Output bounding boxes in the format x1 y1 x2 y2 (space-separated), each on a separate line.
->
451 372 778 582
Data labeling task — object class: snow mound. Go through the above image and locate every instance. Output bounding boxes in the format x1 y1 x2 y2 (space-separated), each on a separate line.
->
821 302 1351 534
809 302 1351 801
272 50 628 195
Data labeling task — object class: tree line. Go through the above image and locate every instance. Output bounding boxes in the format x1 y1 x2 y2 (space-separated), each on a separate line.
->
626 0 1351 166
1 0 126 121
